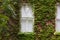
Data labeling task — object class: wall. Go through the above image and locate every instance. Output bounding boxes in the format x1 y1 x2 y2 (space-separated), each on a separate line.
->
29 0 60 40
1 0 60 40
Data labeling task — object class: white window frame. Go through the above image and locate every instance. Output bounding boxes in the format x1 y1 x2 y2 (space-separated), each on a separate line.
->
20 4 34 33
54 3 60 35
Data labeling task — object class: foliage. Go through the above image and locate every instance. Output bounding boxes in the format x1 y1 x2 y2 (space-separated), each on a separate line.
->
18 33 35 40
0 0 20 40
32 0 60 40
0 14 9 40
1 0 60 40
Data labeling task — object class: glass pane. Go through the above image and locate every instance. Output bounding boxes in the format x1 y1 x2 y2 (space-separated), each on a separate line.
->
21 4 33 18
56 3 60 32
21 18 34 32
56 20 60 32
20 4 34 33
56 4 60 19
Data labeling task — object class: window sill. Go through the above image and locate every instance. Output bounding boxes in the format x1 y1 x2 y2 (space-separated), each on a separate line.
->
18 32 35 35
54 32 60 35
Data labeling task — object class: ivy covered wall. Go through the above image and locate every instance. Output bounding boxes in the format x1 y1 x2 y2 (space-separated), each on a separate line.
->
32 0 60 40
0 0 60 40
20 0 60 40
33 0 56 40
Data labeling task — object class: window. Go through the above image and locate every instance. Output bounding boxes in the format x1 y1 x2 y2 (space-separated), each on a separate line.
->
20 4 34 33
55 3 60 33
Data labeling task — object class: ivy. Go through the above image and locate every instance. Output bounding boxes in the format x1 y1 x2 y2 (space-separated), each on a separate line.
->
1 0 60 40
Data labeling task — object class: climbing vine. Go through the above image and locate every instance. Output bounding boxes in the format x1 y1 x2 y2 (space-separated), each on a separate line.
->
1 0 60 40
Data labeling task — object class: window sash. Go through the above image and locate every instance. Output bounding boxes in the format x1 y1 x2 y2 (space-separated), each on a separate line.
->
21 18 34 32
21 4 33 18
20 4 34 33
55 3 60 32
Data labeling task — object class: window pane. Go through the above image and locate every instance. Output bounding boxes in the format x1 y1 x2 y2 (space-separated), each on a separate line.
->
20 4 34 33
21 18 34 32
56 3 60 32
56 3 60 19
21 4 33 18
56 20 60 32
